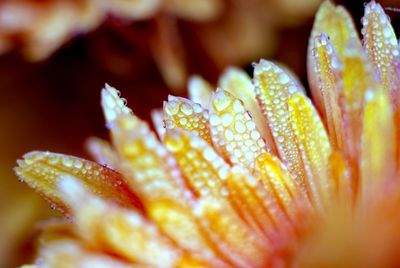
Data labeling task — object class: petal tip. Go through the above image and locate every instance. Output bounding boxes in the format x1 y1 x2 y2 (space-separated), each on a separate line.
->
101 85 131 123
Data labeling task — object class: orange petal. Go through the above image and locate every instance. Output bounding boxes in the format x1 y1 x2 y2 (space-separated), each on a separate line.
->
104 0 162 19
15 151 139 213
151 15 186 91
164 0 223 21
59 177 181 266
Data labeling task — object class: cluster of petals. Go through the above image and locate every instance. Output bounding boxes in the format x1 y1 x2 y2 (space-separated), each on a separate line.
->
16 1 400 267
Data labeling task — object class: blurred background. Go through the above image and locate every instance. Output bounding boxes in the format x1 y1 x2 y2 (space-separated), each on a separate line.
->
0 0 399 267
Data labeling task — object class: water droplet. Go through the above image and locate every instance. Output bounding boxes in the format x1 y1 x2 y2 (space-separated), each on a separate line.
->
74 160 83 169
164 101 179 115
221 113 233 127
224 129 234 141
180 103 193 116
234 122 246 133
209 114 221 126
213 90 231 111
62 157 73 168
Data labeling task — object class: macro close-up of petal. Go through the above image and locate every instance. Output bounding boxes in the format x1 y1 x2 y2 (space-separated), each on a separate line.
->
3 0 400 267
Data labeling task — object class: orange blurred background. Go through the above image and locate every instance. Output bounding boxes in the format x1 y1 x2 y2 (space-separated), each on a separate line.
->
0 0 399 267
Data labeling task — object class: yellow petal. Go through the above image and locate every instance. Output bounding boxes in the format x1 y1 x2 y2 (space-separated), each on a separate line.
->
102 86 190 203
253 60 307 190
148 199 216 258
309 33 344 148
164 129 229 197
150 109 166 140
194 197 269 267
175 255 222 268
226 166 294 242
218 67 276 153
328 150 353 206
188 75 213 108
37 237 136 268
164 95 212 144
209 89 267 170
308 0 360 110
340 42 378 161
59 177 181 266
255 153 312 225
15 151 139 213
360 90 396 200
309 0 359 62
361 1 400 108
85 137 119 169
288 93 332 209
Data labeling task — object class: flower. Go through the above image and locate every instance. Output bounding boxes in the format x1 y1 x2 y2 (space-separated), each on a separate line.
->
0 0 222 60
15 0 400 266
0 0 222 89
0 0 321 90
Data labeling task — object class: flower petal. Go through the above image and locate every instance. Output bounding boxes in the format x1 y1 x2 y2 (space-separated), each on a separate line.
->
164 0 223 21
103 0 162 19
209 89 267 170
226 166 294 242
15 151 139 213
218 67 276 153
255 153 312 225
164 129 229 197
59 177 181 266
194 197 269 268
328 151 353 205
253 60 307 190
309 33 344 148
164 95 212 144
339 42 378 161
360 90 396 200
188 75 213 109
102 85 190 204
361 1 400 108
150 109 166 140
308 0 360 111
85 137 119 169
148 199 220 261
288 93 332 209
36 238 136 268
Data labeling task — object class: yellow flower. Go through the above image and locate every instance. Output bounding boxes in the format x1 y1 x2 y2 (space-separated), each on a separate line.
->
15 1 400 267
